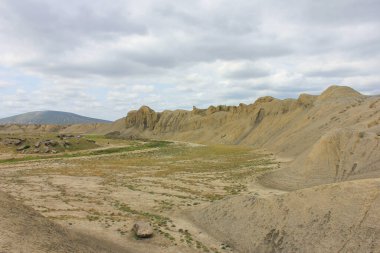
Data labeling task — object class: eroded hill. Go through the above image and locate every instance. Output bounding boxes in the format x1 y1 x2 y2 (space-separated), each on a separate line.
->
190 179 380 253
99 85 380 190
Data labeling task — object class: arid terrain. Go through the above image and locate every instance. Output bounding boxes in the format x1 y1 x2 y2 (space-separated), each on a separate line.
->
0 136 278 252
0 85 379 253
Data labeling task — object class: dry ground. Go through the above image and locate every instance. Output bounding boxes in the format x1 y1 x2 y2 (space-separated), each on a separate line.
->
0 135 278 253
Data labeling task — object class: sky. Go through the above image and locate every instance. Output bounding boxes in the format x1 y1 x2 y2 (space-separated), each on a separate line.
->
0 0 379 120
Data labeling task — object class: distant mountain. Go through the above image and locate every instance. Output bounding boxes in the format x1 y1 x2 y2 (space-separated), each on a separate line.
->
0 111 111 125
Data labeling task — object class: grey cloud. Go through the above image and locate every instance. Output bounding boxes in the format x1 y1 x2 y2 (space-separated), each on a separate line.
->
124 38 292 69
0 0 146 53
224 66 271 80
0 0 379 119
305 67 368 78
270 0 380 25
0 0 293 77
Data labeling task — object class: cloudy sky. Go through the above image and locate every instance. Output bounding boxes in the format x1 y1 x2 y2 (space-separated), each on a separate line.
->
0 0 379 120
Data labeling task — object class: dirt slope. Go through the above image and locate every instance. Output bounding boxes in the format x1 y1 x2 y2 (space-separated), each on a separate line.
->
260 128 380 190
190 179 380 253
0 191 129 253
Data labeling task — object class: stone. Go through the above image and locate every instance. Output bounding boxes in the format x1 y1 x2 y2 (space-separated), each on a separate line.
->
17 145 30 151
132 221 153 238
43 140 58 147
44 147 51 153
3 138 23 146
57 134 74 140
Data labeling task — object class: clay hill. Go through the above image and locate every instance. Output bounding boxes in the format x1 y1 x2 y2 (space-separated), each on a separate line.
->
0 110 111 125
190 178 380 252
97 85 380 190
91 85 380 252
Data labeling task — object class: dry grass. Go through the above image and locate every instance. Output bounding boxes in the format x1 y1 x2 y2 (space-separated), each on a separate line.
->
0 135 276 252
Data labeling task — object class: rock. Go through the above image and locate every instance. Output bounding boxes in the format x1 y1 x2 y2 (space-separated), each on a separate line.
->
35 142 41 148
4 138 23 146
132 221 153 238
17 145 30 151
43 140 58 147
57 134 74 140
44 147 51 153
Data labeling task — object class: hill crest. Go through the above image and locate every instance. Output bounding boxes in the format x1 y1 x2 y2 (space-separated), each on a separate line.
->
0 110 111 125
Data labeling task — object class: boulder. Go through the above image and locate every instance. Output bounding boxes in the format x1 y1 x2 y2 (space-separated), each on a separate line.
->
17 145 30 151
132 221 153 238
4 138 23 146
43 140 58 147
43 146 51 153
57 134 74 140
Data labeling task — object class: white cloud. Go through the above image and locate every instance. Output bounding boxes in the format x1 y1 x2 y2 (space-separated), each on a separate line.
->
0 81 13 88
0 0 379 119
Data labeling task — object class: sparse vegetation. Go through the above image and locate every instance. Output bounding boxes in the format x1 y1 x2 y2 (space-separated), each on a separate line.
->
0 133 275 252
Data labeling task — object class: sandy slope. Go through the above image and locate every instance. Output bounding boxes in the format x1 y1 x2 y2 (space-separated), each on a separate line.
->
260 128 380 190
190 179 380 253
0 191 129 253
98 85 379 252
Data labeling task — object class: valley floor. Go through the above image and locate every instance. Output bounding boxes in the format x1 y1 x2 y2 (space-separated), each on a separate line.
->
0 136 280 253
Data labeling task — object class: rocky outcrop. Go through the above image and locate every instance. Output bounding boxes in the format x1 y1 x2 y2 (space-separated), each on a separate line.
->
2 138 23 145
16 145 30 151
125 106 160 131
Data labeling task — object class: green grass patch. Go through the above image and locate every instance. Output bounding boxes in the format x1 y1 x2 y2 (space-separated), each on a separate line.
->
0 140 171 164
